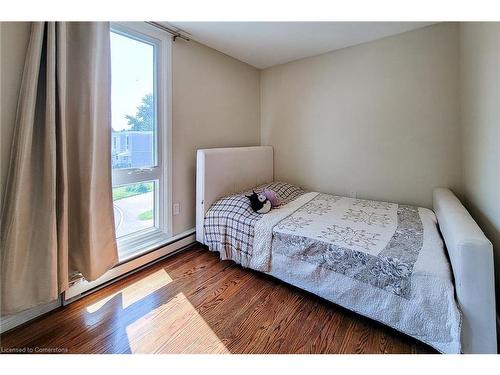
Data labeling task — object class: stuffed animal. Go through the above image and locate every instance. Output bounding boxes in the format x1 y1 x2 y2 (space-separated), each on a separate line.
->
263 188 280 208
246 190 272 214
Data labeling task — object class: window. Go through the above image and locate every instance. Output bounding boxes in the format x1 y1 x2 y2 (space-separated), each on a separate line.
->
110 22 171 260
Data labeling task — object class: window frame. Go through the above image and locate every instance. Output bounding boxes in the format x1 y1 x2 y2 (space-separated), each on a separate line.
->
110 22 172 259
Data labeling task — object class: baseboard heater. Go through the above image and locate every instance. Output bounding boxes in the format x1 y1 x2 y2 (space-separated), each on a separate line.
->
64 228 196 302
0 229 196 333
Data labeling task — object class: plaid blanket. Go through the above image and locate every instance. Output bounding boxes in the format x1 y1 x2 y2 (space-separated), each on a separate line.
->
204 182 305 266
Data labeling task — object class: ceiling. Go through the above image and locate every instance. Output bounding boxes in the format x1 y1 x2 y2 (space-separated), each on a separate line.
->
168 22 435 69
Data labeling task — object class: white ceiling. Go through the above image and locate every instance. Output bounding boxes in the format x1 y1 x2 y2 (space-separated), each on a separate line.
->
168 22 435 69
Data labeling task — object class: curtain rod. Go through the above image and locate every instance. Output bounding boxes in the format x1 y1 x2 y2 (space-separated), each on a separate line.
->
146 22 190 42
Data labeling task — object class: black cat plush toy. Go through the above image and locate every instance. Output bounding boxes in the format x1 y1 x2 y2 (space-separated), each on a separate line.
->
246 190 272 214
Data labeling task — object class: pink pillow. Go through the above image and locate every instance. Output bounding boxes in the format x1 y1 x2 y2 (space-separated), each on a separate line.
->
263 189 280 208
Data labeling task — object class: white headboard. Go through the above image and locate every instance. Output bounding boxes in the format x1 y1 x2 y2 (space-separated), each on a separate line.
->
196 146 274 243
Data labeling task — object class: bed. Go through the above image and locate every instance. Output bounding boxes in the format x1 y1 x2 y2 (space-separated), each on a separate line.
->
196 146 497 354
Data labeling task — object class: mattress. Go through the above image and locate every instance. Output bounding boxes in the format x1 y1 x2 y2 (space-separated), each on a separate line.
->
203 182 461 353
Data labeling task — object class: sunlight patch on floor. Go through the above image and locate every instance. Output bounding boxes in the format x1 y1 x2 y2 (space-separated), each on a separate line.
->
85 269 173 313
126 292 230 354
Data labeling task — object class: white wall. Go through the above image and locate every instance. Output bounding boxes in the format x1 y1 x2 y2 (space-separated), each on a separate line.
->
460 23 500 314
172 39 260 234
261 23 461 209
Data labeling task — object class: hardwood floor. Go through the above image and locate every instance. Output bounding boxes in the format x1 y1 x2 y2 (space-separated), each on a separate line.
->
0 244 435 354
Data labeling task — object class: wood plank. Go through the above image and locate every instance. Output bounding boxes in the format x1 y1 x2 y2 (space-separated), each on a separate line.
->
0 244 435 354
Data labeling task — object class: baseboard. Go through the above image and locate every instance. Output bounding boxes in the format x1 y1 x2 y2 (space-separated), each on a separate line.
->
65 229 196 302
0 298 62 334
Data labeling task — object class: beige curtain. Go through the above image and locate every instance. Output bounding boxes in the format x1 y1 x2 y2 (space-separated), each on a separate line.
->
1 22 118 315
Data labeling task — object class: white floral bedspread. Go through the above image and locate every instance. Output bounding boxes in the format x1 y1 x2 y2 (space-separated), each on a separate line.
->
273 193 423 298
205 189 462 353
266 193 462 353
